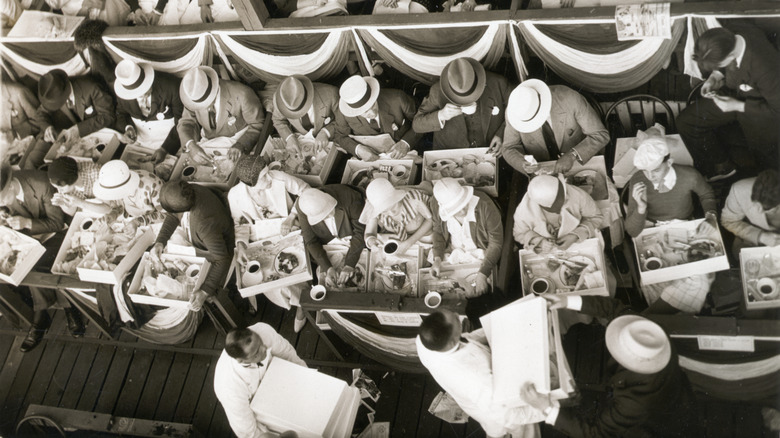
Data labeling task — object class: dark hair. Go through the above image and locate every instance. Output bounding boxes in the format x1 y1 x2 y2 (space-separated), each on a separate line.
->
73 19 110 51
160 180 196 213
419 311 456 351
693 28 737 73
751 169 780 211
47 156 79 186
225 328 255 359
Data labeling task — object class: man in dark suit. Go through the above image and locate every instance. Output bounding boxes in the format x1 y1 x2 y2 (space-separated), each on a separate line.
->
152 180 235 312
413 57 511 150
113 60 184 164
272 75 339 158
334 75 422 161
0 163 84 352
296 185 366 287
520 295 699 437
27 69 116 169
678 26 780 181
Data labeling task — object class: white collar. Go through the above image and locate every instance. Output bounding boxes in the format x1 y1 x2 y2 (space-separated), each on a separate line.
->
652 165 677 191
14 180 23 203
734 35 746 68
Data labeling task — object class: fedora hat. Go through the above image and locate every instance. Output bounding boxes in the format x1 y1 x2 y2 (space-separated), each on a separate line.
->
180 66 220 111
274 75 315 120
298 188 338 225
606 315 671 374
359 179 407 223
38 69 71 112
433 177 474 221
439 58 486 106
339 75 381 117
506 79 552 133
93 160 140 201
114 60 155 101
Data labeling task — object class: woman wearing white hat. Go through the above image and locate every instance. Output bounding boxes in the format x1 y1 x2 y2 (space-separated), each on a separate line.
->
93 160 167 235
360 178 433 254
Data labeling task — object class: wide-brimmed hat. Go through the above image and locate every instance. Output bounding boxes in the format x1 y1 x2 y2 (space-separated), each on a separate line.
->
527 174 564 209
506 79 552 133
274 75 315 119
114 60 155 100
439 58 486 106
433 177 474 221
606 315 671 374
634 136 670 171
38 69 71 112
180 66 220 111
359 179 407 223
234 154 269 186
298 188 338 225
339 75 381 117
93 160 140 201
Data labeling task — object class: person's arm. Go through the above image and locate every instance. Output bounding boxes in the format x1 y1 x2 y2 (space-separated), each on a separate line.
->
213 372 268 438
29 182 65 234
161 79 185 155
233 85 265 155
75 81 116 137
114 99 132 135
690 169 717 215
500 124 530 175
512 199 539 247
18 85 40 123
429 197 446 260
412 85 446 134
271 106 295 141
154 213 181 248
319 85 340 139
571 188 604 241
298 208 331 270
274 170 310 197
744 45 780 119
721 182 764 245
31 104 54 134
403 219 432 247
344 193 367 269
333 111 360 155
624 175 648 238
228 190 251 246
397 91 423 149
177 107 200 151
569 90 609 162
477 197 503 277
197 218 232 296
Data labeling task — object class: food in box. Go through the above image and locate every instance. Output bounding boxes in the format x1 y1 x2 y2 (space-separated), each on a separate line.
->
522 252 604 295
122 146 177 181
177 153 236 185
239 235 309 287
425 153 495 188
741 248 780 306
263 136 332 177
139 254 203 301
50 135 106 162
0 227 43 279
53 218 141 275
344 160 414 189
369 249 419 296
323 247 369 292
635 223 724 273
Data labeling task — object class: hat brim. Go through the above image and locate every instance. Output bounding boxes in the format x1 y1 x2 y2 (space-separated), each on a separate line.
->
605 315 671 375
180 67 220 111
440 58 486 106
275 75 315 120
507 79 552 133
438 184 474 221
93 169 140 201
359 188 406 223
115 63 155 101
339 76 381 118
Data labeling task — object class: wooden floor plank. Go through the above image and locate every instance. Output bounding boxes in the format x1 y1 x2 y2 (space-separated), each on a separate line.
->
194 356 222 437
705 402 736 438
75 344 117 412
134 350 175 420
59 343 100 410
113 349 156 418
93 344 134 414
392 373 426 437
0 337 46 432
40 343 82 409
173 355 211 424
374 371 402 427
416 376 443 438
154 352 194 422
19 340 65 416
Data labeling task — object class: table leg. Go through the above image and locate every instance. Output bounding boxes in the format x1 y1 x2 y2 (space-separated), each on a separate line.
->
0 285 33 329
59 288 117 340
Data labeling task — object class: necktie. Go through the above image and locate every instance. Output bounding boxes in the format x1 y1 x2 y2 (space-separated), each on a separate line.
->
541 121 560 160
60 103 78 125
300 113 314 131
208 107 217 130
368 118 380 131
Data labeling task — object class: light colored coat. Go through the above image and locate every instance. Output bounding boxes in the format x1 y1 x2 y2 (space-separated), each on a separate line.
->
721 177 779 245
272 82 339 141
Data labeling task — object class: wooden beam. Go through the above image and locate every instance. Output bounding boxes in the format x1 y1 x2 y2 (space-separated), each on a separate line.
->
646 314 780 339
231 0 270 30
21 405 194 437
300 289 467 314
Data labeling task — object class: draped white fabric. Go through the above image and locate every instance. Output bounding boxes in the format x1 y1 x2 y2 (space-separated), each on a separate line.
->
212 30 348 77
102 33 211 76
683 16 721 80
679 354 780 381
0 45 88 76
325 310 418 356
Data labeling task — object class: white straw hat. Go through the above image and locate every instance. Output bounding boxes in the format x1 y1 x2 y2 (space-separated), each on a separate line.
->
359 179 407 223
339 75 381 117
506 79 552 133
298 188 338 225
180 66 220 111
114 60 154 100
93 160 140 201
605 315 672 374
633 136 670 171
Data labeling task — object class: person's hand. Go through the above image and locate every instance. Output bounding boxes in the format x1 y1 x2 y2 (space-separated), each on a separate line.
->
6 216 31 230
487 137 503 157
560 0 573 7
227 147 242 162
325 267 339 288
696 211 718 236
120 126 137 144
199 3 213 22
151 242 165 262
395 239 412 255
88 7 101 18
187 143 211 165
432 257 443 277
188 289 209 312
314 131 330 152
44 126 57 143
280 216 295 236
389 141 410 159
381 0 398 7
758 231 780 247
51 193 75 209
532 237 555 254
139 148 167 164
236 241 249 267
438 103 463 122
356 145 379 162
57 126 80 144
473 272 489 295
554 152 576 174
712 95 745 113
286 136 301 157
519 382 552 413
486 135 502 153
632 182 647 214
541 294 568 310
460 0 476 10
123 218 139 237
701 72 724 98
556 233 579 250
338 266 355 286
365 236 382 251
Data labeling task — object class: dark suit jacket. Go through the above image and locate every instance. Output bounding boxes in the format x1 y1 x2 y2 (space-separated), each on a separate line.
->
5 170 65 235
554 296 699 438
297 184 365 270
155 185 234 296
115 72 184 155
413 71 511 150
334 89 422 156
272 82 339 141
721 27 780 121
32 76 116 137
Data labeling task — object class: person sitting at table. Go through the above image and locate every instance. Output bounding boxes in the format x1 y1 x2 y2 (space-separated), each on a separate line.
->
27 69 116 170
721 169 780 255
297 185 366 288
417 309 544 438
626 135 719 314
413 57 511 150
497 80 609 176
92 160 167 234
429 177 502 297
228 154 310 332
44 0 131 27
0 163 84 352
272 75 339 159
334 75 422 161
47 156 104 216
178 66 264 165
2 80 40 142
114 60 184 165
360 178 433 254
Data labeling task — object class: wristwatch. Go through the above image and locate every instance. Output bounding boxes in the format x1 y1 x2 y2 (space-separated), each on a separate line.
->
569 148 584 165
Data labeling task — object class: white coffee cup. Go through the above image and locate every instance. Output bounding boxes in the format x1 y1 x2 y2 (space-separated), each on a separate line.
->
424 291 442 308
530 277 552 295
643 257 664 271
241 261 264 285
185 264 201 278
756 277 777 298
383 240 400 255
310 285 327 301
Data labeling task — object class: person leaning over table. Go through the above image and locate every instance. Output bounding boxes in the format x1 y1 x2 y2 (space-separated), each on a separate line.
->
296 185 366 288
228 154 310 332
151 180 235 312
519 294 700 438
27 68 116 170
625 135 719 314
413 57 511 150
272 74 339 159
1 80 40 142
0 163 85 352
721 169 780 256
495 79 609 176
46 156 104 216
360 178 433 254
177 66 264 165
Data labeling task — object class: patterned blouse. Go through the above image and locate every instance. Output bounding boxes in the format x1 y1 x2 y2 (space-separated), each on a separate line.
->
108 169 166 226
64 161 100 200
376 188 432 240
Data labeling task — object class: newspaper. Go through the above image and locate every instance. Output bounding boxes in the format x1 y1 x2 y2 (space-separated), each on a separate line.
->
428 392 469 424
615 3 671 41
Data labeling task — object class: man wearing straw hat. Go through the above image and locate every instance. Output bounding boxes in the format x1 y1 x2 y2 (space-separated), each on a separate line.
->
520 295 699 437
497 80 609 175
413 57 511 150
272 75 339 159
178 66 264 165
113 60 183 164
334 75 422 161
